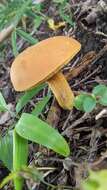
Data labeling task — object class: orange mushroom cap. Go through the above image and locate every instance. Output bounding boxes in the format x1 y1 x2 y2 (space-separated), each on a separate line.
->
10 36 81 91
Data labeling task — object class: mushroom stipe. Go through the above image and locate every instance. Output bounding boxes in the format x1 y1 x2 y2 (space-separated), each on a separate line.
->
10 36 81 110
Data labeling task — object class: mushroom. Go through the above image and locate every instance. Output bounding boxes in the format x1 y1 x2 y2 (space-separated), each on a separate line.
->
10 36 81 110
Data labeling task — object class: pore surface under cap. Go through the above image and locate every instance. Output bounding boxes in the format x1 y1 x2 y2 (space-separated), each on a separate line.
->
10 36 81 91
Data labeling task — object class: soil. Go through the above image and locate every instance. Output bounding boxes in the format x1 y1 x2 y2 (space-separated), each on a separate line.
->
0 0 107 189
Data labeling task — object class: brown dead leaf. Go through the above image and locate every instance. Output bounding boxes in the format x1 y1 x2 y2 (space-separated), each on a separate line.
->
46 98 61 127
66 51 96 81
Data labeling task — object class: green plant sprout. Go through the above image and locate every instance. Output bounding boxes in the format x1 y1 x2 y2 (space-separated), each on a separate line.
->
0 85 70 190
74 84 107 113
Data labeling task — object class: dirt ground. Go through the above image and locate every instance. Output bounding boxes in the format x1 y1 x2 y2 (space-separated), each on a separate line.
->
0 0 107 189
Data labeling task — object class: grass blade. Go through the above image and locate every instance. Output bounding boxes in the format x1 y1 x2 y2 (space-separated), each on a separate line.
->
11 30 18 57
31 94 51 116
16 84 46 114
13 130 28 190
16 29 38 45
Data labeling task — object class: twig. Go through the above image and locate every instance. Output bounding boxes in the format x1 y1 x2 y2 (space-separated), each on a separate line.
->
62 113 90 136
90 150 107 168
91 45 107 65
95 109 107 120
88 128 100 162
95 31 107 38
72 66 100 88
62 110 73 130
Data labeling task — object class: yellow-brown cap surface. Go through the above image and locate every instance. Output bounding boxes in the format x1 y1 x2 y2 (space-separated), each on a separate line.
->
10 36 81 91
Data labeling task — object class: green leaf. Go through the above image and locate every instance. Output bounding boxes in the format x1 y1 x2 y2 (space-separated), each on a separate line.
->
92 85 107 97
34 15 42 29
16 84 46 114
74 94 96 112
16 29 38 45
99 94 107 106
92 85 107 106
11 30 18 57
0 92 8 112
74 94 88 111
83 96 96 113
82 179 99 190
15 113 70 157
82 170 107 190
0 132 13 171
32 3 43 12
13 130 28 190
31 94 51 116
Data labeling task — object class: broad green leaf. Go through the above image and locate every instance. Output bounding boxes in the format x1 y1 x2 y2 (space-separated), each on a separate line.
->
0 132 13 171
0 92 8 112
15 113 70 157
11 30 18 57
75 94 96 112
92 85 107 106
16 84 46 113
99 94 107 106
83 96 96 113
74 94 88 111
92 85 107 97
31 94 51 116
16 29 38 45
13 130 28 190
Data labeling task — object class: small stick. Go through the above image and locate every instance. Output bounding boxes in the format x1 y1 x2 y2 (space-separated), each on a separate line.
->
72 66 100 88
95 109 107 120
62 110 73 130
62 113 90 136
0 24 15 43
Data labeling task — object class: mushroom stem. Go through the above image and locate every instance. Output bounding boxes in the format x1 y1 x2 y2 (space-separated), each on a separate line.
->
47 72 74 110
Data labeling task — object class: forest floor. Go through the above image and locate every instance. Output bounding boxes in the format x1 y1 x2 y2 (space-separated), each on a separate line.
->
0 0 107 189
